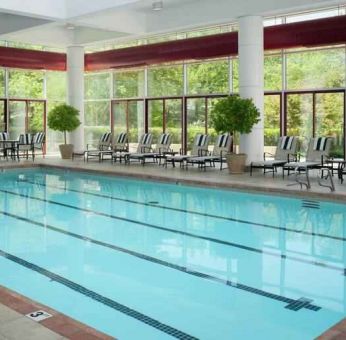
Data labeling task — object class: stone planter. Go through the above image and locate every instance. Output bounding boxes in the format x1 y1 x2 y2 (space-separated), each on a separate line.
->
59 144 74 159
226 153 247 174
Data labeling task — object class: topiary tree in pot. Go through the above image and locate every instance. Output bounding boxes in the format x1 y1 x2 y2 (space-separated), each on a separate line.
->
48 104 81 159
211 95 260 173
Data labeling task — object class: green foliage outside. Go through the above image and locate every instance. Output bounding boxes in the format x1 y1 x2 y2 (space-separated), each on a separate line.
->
48 104 81 144
211 95 260 135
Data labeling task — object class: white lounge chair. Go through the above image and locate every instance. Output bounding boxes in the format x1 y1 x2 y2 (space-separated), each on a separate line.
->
129 133 172 165
250 136 298 177
188 133 232 170
285 137 332 174
165 133 210 168
124 133 153 165
85 132 112 162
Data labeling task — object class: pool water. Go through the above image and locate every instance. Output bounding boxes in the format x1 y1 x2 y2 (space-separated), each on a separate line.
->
0 168 344 339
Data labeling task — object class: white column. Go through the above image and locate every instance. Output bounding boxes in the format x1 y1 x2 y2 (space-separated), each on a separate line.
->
238 16 264 164
67 46 84 150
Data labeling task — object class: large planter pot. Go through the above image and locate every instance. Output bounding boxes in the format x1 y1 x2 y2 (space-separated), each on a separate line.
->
59 144 74 159
226 153 247 174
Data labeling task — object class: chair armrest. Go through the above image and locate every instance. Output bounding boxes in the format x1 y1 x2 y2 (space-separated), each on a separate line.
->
141 146 152 153
263 152 274 161
198 149 208 156
287 153 298 162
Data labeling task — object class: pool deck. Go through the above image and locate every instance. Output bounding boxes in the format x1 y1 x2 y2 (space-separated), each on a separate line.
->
0 156 345 339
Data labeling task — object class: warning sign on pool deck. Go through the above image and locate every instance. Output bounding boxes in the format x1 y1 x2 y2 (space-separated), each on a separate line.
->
25 310 52 322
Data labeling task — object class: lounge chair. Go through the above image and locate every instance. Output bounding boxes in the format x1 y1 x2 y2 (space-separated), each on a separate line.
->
0 132 9 159
88 132 129 162
32 132 45 158
284 137 332 174
16 133 34 160
165 133 210 168
126 133 172 165
84 132 112 162
124 133 153 165
250 136 298 177
188 133 232 170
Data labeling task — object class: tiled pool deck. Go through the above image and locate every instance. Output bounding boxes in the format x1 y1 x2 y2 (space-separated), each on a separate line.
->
0 156 345 339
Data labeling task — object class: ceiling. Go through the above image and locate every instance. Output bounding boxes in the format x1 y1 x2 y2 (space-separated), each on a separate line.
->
0 0 344 48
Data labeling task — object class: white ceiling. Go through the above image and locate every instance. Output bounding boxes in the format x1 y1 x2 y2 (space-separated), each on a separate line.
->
0 0 344 48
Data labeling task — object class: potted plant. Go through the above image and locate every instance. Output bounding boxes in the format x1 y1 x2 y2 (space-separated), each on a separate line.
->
48 104 81 159
211 95 260 173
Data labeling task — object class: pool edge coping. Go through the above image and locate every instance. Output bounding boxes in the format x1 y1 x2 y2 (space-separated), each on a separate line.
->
33 162 346 203
0 285 115 339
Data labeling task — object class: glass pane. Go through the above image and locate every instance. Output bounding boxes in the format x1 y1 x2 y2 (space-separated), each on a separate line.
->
208 98 224 149
186 98 206 151
84 101 110 147
165 99 182 152
0 101 5 131
128 101 144 151
85 72 111 100
0 68 5 97
47 101 64 153
46 71 66 101
9 101 26 139
187 59 229 95
148 65 183 97
316 92 344 158
114 69 144 98
264 55 282 91
112 102 127 139
232 58 239 93
8 70 44 98
286 49 345 90
286 94 313 154
148 100 163 142
264 95 281 153
28 101 44 134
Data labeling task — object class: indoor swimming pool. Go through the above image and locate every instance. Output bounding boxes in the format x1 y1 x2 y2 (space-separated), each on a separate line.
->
0 168 344 339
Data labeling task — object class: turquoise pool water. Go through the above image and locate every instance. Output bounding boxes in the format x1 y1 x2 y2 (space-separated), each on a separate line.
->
0 168 344 339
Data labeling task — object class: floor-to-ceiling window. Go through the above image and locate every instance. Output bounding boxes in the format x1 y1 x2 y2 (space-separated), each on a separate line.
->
84 72 111 147
83 43 346 158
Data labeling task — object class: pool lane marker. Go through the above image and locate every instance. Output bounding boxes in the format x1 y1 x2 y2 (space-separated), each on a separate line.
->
0 210 321 313
16 179 345 243
0 249 197 340
0 189 345 275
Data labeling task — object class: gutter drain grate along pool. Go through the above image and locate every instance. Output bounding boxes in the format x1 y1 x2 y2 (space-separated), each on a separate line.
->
0 249 197 340
1 191 345 274
0 211 322 312
301 199 321 209
13 180 346 242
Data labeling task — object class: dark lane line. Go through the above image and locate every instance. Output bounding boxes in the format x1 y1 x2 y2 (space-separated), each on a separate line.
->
0 211 321 312
1 189 344 274
0 248 197 340
17 179 346 242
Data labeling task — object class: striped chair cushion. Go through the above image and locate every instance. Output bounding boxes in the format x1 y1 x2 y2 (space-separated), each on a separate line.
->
217 134 229 148
0 132 8 141
159 133 170 145
313 137 328 151
116 132 127 144
19 133 32 145
280 136 294 150
141 133 152 145
100 132 111 143
33 132 45 144
195 134 208 147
